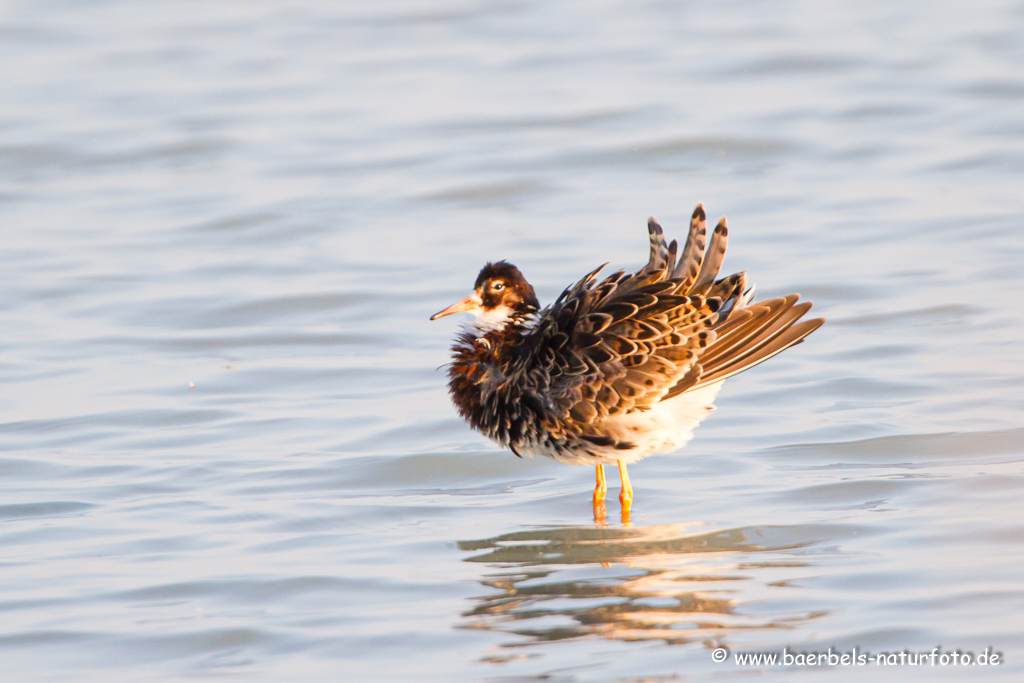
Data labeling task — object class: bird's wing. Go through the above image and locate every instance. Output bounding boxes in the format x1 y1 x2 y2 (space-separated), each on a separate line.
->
517 204 822 429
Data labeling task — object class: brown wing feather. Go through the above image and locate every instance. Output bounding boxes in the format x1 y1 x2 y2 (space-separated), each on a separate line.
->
672 203 707 286
695 318 824 388
691 218 728 295
521 203 822 429
670 296 823 396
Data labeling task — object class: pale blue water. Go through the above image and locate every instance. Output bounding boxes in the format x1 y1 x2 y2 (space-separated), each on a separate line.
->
2 1 1023 681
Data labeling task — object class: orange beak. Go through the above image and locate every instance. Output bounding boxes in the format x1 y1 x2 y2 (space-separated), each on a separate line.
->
430 294 480 320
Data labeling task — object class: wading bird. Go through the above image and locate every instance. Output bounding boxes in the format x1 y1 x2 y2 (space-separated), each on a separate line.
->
431 204 822 521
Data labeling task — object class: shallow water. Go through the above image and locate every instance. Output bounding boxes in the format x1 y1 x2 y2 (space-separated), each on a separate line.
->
2 0 1023 681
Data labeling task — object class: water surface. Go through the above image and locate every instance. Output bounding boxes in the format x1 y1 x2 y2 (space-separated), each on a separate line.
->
2 1 1023 681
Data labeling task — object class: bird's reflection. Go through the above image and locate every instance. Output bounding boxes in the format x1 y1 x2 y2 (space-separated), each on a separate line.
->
459 522 831 649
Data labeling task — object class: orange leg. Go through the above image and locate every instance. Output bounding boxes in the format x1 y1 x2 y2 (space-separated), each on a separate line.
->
618 461 633 525
618 461 633 507
593 465 608 524
594 465 607 503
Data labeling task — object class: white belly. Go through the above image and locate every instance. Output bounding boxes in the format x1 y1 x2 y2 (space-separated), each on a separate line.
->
521 381 724 466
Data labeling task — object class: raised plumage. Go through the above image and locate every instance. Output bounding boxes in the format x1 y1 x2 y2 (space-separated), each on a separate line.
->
431 203 823 518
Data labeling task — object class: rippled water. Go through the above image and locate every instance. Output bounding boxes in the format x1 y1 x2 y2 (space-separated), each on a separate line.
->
2 1 1023 681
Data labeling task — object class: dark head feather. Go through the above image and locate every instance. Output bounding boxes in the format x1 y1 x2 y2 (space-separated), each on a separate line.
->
474 261 539 312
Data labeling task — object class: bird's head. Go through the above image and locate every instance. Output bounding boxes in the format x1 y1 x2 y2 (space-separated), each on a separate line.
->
430 261 539 332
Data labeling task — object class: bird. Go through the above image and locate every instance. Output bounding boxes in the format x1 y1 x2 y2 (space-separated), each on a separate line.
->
431 203 823 519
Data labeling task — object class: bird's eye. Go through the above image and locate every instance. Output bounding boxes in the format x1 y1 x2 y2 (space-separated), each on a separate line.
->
492 281 505 291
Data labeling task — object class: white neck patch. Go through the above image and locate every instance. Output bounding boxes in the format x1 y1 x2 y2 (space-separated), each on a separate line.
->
465 305 514 336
